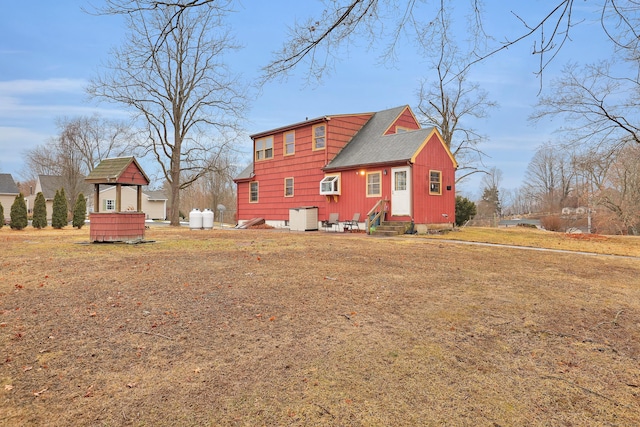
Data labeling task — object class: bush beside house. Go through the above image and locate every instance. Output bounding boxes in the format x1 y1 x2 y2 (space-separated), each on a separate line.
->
0 202 4 228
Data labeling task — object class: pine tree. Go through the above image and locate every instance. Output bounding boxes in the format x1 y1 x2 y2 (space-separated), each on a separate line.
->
52 188 68 229
72 193 87 229
455 196 477 226
10 193 28 230
0 201 4 229
32 192 47 229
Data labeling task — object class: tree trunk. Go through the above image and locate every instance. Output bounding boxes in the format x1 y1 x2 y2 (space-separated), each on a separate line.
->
169 154 181 226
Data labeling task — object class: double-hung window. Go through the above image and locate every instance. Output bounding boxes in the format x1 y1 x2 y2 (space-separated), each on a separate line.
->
255 136 273 160
284 177 294 197
429 170 442 195
284 131 295 156
250 181 259 202
313 124 326 150
366 172 381 197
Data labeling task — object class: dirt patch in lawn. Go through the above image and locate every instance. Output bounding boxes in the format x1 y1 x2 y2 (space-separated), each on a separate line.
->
1 227 639 426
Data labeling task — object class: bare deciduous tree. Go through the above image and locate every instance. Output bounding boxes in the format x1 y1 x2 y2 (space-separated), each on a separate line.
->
531 61 640 154
575 144 640 235
57 115 135 173
177 152 238 219
523 142 574 213
477 166 503 220
415 3 496 183
95 1 640 85
88 3 248 226
23 115 134 212
261 0 622 83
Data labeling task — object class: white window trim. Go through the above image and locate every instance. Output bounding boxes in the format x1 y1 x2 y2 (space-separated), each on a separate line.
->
320 174 340 195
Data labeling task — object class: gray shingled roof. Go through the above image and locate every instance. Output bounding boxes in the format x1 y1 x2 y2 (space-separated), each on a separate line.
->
235 164 254 181
233 105 439 180
37 175 65 199
0 173 20 194
324 106 435 170
145 190 168 200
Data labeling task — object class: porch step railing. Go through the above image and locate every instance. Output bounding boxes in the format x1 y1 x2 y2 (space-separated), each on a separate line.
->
366 199 389 234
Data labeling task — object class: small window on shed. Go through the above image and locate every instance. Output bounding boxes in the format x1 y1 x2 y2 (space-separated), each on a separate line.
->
429 170 442 195
320 175 339 195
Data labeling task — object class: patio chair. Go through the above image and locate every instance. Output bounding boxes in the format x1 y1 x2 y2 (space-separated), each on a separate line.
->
322 212 339 231
343 213 361 232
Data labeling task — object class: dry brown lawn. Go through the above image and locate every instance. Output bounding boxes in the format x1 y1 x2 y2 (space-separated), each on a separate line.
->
1 226 639 426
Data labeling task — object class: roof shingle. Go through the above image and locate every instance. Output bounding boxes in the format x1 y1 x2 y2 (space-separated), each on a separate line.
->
0 173 20 195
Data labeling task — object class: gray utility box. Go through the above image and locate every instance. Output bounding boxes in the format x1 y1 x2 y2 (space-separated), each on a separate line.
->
289 206 319 231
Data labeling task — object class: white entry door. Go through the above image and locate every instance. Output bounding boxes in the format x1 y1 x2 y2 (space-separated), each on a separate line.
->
391 167 411 216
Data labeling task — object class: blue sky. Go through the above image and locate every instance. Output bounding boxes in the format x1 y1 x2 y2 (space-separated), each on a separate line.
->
0 1 613 198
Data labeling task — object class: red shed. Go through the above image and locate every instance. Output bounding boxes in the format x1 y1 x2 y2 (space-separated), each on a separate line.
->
85 157 150 242
234 105 458 234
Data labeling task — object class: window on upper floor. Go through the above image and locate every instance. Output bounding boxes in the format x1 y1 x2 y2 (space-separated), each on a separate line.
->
313 124 326 150
320 175 340 195
366 172 381 197
284 131 295 156
255 136 273 161
105 199 115 211
429 170 442 195
250 181 259 202
284 177 294 197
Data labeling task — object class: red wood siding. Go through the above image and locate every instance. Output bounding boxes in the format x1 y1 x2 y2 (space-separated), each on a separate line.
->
384 107 420 135
326 115 372 160
235 109 456 226
412 133 456 224
116 162 149 185
237 115 372 222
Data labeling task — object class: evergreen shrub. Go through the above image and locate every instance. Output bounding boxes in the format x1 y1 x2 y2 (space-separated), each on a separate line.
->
10 193 28 230
52 188 68 229
32 192 47 229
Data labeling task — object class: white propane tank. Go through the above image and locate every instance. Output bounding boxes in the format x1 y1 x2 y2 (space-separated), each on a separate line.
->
202 209 214 229
189 208 203 230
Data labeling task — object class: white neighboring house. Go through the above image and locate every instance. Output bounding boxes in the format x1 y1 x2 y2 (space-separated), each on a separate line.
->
97 186 167 220
28 175 92 220
0 173 20 222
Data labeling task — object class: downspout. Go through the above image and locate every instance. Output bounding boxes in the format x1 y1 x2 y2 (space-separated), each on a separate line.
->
324 118 330 166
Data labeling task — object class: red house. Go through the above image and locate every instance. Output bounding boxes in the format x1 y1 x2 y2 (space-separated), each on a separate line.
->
234 105 457 233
